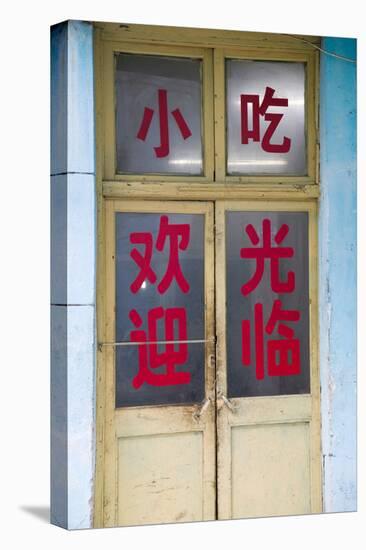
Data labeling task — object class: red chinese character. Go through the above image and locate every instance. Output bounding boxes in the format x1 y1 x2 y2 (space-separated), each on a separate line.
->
156 215 190 294
129 231 157 293
137 88 192 158
241 299 300 380
129 215 190 294
241 219 295 296
129 307 190 389
241 86 291 153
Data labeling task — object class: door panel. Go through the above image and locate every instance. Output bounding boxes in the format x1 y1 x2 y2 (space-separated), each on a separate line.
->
231 421 311 518
103 200 215 527
215 200 322 520
117 431 204 526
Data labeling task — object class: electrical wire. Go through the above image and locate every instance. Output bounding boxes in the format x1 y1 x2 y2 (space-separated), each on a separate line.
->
281 34 356 63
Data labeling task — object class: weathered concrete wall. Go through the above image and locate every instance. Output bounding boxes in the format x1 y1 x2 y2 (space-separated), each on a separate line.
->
319 37 357 512
51 20 96 529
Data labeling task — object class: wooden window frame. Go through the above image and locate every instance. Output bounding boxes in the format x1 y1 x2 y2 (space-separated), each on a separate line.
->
100 40 214 183
214 48 318 185
95 22 319 198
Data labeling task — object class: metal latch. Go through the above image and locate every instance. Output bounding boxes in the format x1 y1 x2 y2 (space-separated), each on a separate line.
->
217 390 237 412
193 396 212 422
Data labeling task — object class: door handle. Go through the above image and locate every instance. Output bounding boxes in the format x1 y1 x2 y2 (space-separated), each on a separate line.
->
217 390 237 412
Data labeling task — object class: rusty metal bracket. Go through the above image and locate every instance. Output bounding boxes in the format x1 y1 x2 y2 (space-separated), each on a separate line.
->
217 390 237 413
193 396 212 422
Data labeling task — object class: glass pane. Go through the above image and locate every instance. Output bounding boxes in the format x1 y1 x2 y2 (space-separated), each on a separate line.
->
226 60 306 175
115 53 203 175
116 344 205 408
115 212 205 407
226 211 310 398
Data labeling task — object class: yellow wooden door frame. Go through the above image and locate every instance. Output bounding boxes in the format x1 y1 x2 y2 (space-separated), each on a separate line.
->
93 22 322 527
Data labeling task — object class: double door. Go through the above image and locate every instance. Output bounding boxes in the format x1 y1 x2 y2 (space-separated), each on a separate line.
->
97 199 321 527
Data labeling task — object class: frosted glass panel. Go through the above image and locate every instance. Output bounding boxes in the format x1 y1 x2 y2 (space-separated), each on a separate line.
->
226 60 306 175
226 211 310 398
115 212 205 407
115 53 203 175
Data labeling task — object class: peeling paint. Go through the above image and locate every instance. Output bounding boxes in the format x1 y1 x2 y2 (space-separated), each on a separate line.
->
319 37 357 513
51 25 357 528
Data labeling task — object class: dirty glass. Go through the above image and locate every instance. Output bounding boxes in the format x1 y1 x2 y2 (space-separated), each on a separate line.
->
115 53 203 175
115 212 205 407
226 211 310 398
226 60 306 175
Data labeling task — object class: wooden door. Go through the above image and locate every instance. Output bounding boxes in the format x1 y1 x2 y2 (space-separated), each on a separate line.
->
215 200 322 519
98 198 322 527
101 200 216 527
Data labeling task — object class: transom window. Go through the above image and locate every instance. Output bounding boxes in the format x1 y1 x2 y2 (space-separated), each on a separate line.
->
115 53 204 176
99 38 317 184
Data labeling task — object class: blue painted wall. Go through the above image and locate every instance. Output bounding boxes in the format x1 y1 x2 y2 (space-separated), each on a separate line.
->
51 20 96 529
319 37 357 512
